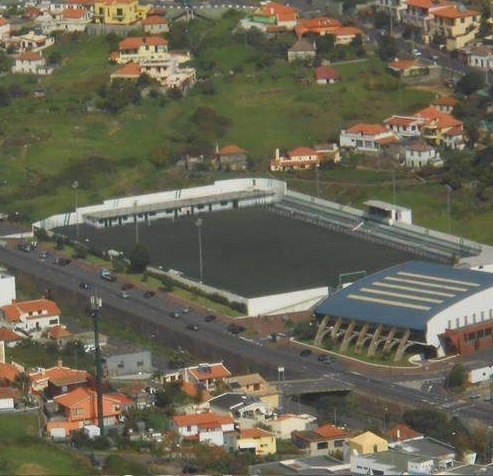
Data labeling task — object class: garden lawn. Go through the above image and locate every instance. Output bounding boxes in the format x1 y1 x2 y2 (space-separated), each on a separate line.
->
0 413 39 440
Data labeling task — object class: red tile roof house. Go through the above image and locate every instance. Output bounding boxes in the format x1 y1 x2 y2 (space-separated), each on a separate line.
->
339 123 399 152
114 36 169 64
215 144 248 171
28 359 91 398
0 299 61 335
0 362 20 387
385 423 423 443
292 423 349 456
0 326 24 347
384 115 423 139
295 16 342 37
45 386 133 437
170 411 235 446
181 362 231 394
142 14 169 34
247 2 298 31
46 324 74 348
0 387 20 410
11 51 55 75
270 146 324 171
429 96 459 114
314 65 340 85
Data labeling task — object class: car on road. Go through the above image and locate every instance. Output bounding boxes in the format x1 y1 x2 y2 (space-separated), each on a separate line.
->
227 323 246 334
39 251 49 259
300 349 313 357
79 282 92 291
186 323 199 331
412 48 422 57
181 307 191 314
168 311 181 318
118 291 130 299
100 269 117 282
143 291 156 298
204 314 216 322
318 354 336 363
53 257 71 266
121 282 135 291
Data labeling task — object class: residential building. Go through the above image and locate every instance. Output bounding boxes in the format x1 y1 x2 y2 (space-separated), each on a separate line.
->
378 0 407 22
249 455 351 475
0 387 18 410
429 95 458 114
46 387 132 436
142 14 169 34
0 362 19 387
72 330 108 352
93 0 150 25
313 142 341 163
0 327 24 347
404 141 443 168
28 360 91 397
334 26 363 45
0 273 16 308
242 2 298 32
170 411 235 446
0 298 61 333
233 427 277 455
270 146 323 171
12 51 55 75
268 413 317 440
102 350 152 377
7 31 54 53
295 16 342 37
226 373 280 408
36 7 91 33
384 115 422 138
0 17 11 41
287 37 316 63
402 0 480 49
208 392 275 428
385 423 423 443
181 362 231 393
387 59 430 78
292 423 349 456
347 431 388 456
314 65 340 84
339 123 399 151
113 36 169 64
216 144 248 171
414 106 464 149
46 325 74 348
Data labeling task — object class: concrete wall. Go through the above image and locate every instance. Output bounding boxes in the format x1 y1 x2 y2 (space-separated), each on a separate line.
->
0 274 16 307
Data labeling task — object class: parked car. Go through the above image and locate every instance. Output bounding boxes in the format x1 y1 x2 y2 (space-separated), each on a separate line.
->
168 311 181 318
228 323 246 334
181 307 191 314
121 282 135 291
318 354 336 363
411 48 422 57
204 314 216 322
300 349 313 357
118 291 130 299
100 269 117 282
39 251 49 259
186 323 199 331
143 291 156 298
79 282 92 291
53 257 71 266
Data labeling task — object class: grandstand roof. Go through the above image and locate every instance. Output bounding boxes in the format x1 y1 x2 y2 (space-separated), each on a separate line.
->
314 261 493 330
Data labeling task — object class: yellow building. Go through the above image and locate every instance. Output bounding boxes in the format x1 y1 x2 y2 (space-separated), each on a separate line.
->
226 373 280 408
348 431 388 455
431 5 480 50
93 0 150 25
236 428 277 456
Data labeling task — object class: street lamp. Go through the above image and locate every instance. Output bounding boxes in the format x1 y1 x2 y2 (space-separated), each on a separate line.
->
90 295 104 435
445 184 453 234
196 217 204 283
72 180 79 241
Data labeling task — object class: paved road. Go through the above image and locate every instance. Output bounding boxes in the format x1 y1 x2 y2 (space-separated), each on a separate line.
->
1 241 493 425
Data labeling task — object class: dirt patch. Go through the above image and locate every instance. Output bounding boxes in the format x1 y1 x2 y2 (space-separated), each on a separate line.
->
17 464 48 475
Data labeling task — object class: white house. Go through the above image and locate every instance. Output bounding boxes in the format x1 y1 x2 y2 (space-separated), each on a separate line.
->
11 51 55 75
0 17 11 41
0 387 16 410
36 7 91 33
404 141 443 168
270 146 323 171
384 116 422 139
268 413 317 440
0 299 61 333
142 14 169 34
113 36 169 64
170 412 235 446
340 123 399 151
0 273 16 308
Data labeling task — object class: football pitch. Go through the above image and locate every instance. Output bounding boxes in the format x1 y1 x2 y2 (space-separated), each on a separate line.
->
58 207 422 297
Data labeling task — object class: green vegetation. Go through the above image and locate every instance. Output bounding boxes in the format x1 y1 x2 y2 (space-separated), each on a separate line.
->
0 413 39 440
0 438 92 475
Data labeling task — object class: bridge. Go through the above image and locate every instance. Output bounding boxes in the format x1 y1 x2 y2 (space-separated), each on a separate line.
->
272 378 354 397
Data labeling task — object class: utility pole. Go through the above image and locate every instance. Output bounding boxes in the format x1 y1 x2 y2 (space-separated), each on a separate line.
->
90 295 104 435
134 200 139 245
72 180 79 242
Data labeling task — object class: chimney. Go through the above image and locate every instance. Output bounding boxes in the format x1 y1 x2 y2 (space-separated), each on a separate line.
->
275 148 280 160
397 428 401 440
57 358 63 367
0 341 4 364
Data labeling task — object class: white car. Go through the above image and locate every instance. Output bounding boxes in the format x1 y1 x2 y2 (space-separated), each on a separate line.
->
412 48 422 57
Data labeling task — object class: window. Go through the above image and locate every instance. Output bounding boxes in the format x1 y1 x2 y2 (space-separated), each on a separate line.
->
456 318 459 328
317 442 328 450
334 440 344 447
73 408 83 416
49 318 58 325
137 361 144 367
118 361 124 369
186 426 191 432
447 320 451 329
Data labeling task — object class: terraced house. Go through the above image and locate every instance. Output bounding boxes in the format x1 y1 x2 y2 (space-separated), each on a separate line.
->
93 0 150 25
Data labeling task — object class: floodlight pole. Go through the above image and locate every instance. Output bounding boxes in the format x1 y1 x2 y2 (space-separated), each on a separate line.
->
90 295 104 435
72 180 79 242
445 184 452 234
134 200 139 245
196 217 204 283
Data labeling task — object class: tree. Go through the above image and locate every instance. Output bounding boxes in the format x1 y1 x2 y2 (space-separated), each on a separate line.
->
376 34 398 62
0 87 10 107
129 243 150 273
446 362 468 390
47 51 62 66
456 70 484 96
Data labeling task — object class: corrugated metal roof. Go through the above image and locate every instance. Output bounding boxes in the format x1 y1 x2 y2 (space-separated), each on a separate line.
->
314 261 493 330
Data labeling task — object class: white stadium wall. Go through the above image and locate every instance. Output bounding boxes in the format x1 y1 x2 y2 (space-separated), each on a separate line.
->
426 287 493 356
